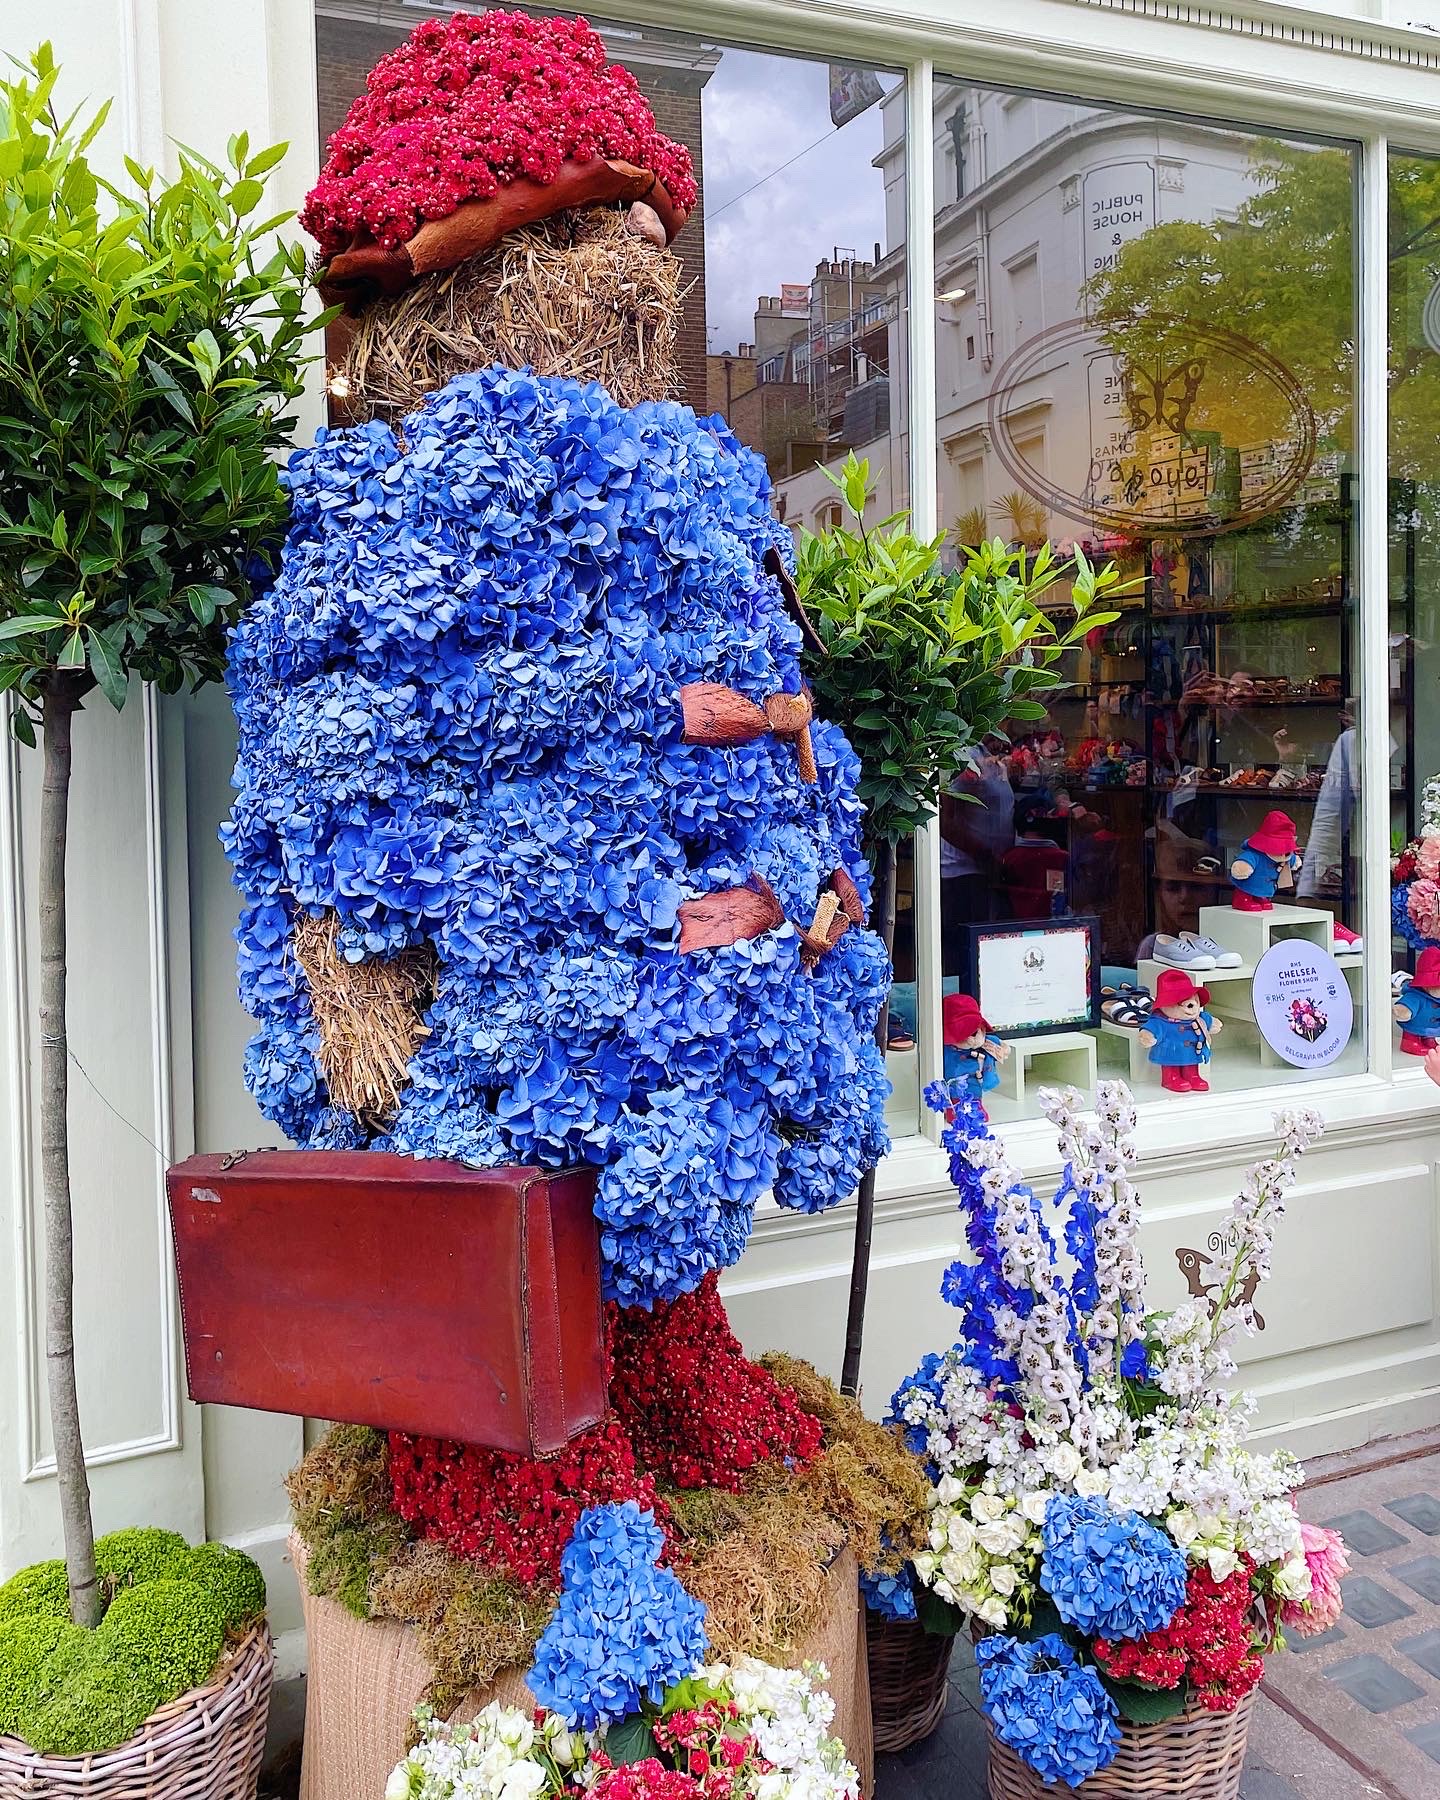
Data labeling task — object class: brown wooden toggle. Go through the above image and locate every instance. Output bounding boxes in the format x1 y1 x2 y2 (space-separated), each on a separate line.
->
795 868 869 969
678 874 786 954
678 682 818 783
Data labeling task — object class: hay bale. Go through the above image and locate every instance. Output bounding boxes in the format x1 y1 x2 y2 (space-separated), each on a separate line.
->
334 206 684 423
292 912 435 1125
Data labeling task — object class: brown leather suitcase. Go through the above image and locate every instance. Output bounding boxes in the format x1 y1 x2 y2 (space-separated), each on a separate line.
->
166 1150 606 1455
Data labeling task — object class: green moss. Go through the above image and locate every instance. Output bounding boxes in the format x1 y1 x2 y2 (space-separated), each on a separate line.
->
11 1631 165 1758
285 1424 390 1539
167 1542 267 1629
308 1518 406 1619
95 1527 190 1592
0 1559 69 1623
102 1582 226 1700
0 1617 71 1735
0 1530 263 1758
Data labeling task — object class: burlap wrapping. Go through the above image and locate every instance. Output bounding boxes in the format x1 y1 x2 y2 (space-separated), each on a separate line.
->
292 1536 874 1800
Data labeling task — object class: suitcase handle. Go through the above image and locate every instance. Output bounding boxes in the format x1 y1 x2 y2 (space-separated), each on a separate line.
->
218 1147 279 1171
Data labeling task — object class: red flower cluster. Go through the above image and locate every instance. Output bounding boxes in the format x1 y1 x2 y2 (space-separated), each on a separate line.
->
303 10 697 257
608 1274 823 1491
386 1418 667 1585
1396 845 1419 883
1093 1563 1263 1713
589 1760 706 1800
653 1704 762 1800
587 1707 762 1800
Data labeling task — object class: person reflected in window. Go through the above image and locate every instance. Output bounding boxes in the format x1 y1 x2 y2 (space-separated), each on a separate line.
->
999 796 1069 920
1298 699 1395 930
1166 666 1291 777
940 736 1015 974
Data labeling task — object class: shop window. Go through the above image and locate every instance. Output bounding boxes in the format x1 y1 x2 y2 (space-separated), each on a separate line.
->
924 82 1361 1120
1389 148 1440 1063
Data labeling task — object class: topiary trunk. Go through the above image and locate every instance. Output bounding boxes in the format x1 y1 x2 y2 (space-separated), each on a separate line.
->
840 835 898 1397
38 680 101 1627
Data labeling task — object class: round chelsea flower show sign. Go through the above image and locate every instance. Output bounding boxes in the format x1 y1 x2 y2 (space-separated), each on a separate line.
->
1252 939 1353 1068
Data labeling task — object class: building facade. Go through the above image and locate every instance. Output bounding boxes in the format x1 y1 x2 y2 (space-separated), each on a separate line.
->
5 0 1440 1675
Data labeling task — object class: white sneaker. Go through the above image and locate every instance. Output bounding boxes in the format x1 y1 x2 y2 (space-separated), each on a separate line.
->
1180 930 1242 969
1153 933 1216 971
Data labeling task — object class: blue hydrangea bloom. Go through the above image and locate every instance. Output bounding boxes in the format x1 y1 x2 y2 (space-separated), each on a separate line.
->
860 1565 918 1622
224 367 890 1305
1393 883 1436 954
527 1502 708 1727
1041 1495 1188 1641
976 1633 1120 1785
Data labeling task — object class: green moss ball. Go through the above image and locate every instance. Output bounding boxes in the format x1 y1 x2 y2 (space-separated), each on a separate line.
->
167 1542 267 1629
0 1617 71 1736
94 1527 191 1591
0 1560 69 1624
101 1582 226 1701
10 1631 165 1757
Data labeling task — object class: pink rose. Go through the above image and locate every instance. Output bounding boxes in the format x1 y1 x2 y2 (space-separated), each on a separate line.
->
1409 877 1440 940
1281 1522 1350 1637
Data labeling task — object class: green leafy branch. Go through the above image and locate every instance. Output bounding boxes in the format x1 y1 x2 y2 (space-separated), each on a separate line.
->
796 453 1134 845
0 43 330 740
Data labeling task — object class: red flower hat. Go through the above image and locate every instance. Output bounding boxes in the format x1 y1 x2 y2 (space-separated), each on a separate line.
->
1247 810 1298 858
1154 968 1209 1009
305 10 696 302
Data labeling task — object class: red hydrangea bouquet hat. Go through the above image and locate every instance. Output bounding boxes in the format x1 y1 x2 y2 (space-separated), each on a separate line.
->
304 9 697 303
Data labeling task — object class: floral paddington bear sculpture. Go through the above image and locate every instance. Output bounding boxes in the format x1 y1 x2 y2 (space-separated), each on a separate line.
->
223 15 914 1759
226 15 889 1307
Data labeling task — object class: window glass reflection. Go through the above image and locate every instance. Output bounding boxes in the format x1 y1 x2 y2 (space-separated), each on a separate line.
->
908 89 1362 1116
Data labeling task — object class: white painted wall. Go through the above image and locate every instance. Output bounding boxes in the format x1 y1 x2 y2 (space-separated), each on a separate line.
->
0 0 322 1640
2 0 1440 1672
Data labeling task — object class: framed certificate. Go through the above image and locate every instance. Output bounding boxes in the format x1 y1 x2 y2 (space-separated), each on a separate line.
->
961 917 1100 1037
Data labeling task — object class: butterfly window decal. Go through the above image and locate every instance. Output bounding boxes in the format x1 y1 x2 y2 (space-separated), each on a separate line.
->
1121 355 1209 434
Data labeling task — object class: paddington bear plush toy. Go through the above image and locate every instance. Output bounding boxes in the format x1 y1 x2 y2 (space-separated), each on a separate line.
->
1394 947 1440 1055
1230 810 1302 912
942 992 1010 1113
1140 968 1223 1092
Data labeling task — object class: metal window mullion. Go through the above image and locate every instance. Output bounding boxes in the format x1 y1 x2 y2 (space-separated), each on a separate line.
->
1358 130 1392 1083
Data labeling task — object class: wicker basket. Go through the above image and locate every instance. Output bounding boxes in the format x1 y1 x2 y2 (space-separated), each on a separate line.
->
0 1623 274 1800
866 1614 954 1754
987 1689 1254 1799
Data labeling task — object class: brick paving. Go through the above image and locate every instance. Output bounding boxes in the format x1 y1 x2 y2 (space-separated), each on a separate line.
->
877 1430 1440 1800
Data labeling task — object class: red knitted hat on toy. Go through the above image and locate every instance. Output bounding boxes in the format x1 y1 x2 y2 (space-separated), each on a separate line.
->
1154 968 1209 1009
1248 810 1298 857
943 992 991 1043
305 10 695 301
1415 947 1440 988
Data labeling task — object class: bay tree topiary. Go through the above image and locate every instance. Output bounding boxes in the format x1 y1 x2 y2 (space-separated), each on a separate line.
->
0 46 322 1628
795 453 1133 1392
